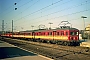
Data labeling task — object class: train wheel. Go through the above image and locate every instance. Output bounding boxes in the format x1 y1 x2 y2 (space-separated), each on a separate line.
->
67 42 70 46
56 41 62 45
64 42 68 46
42 40 47 43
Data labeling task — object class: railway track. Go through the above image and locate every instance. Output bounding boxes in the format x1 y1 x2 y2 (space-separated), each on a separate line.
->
1 37 90 60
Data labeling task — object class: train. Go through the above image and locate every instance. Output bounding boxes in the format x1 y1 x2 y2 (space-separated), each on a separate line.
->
1 26 80 46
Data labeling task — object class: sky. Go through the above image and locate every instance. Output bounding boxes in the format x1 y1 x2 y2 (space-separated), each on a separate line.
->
0 0 90 31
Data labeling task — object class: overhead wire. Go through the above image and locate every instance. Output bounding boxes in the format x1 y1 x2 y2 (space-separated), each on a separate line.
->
5 0 40 30
23 8 90 28
15 0 89 24
9 0 40 23
14 0 64 23
0 0 21 18
2 0 89 31
18 0 90 27
19 0 72 23
4 0 34 24
26 0 89 22
0 0 21 31
11 0 37 20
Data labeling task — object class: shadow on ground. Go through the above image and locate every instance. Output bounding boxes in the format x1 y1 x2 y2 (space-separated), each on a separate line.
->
0 47 36 59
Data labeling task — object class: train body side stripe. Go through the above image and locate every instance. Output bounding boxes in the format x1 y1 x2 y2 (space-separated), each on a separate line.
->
13 35 68 40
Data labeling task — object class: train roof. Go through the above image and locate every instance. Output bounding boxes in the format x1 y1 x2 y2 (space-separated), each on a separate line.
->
20 26 78 33
33 28 78 32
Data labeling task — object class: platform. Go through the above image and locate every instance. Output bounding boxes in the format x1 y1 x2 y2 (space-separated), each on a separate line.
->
0 40 53 60
80 39 90 48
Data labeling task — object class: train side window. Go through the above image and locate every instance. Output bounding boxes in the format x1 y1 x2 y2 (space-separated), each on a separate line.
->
39 32 41 35
45 32 47 35
43 32 45 35
37 33 39 36
35 33 37 35
61 32 62 35
49 32 52 35
41 32 43 35
66 32 68 35
62 32 64 35
36 33 38 36
27 33 28 35
57 32 59 35
36 33 38 35
30 33 31 35
61 31 64 36
28 33 31 35
20 33 22 35
40 32 42 35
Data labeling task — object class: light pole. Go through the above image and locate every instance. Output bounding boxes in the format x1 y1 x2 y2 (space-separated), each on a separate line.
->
12 3 17 38
12 20 13 38
81 16 87 40
2 20 4 35
81 16 87 30
49 22 53 29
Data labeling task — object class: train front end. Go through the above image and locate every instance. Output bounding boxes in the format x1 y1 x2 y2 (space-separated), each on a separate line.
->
68 28 80 45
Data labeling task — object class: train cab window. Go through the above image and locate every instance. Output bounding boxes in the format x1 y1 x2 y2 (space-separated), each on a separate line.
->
70 32 78 35
75 32 78 35
70 32 74 35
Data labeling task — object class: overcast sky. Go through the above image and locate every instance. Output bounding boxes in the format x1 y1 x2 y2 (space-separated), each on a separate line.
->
0 0 90 31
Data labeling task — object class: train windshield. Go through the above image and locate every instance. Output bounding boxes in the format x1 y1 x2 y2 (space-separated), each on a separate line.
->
70 32 78 35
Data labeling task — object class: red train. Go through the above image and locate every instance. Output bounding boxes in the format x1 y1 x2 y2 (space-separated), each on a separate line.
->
2 26 80 46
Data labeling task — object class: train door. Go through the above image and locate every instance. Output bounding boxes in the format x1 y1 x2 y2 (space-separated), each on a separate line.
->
32 32 35 39
53 31 56 40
